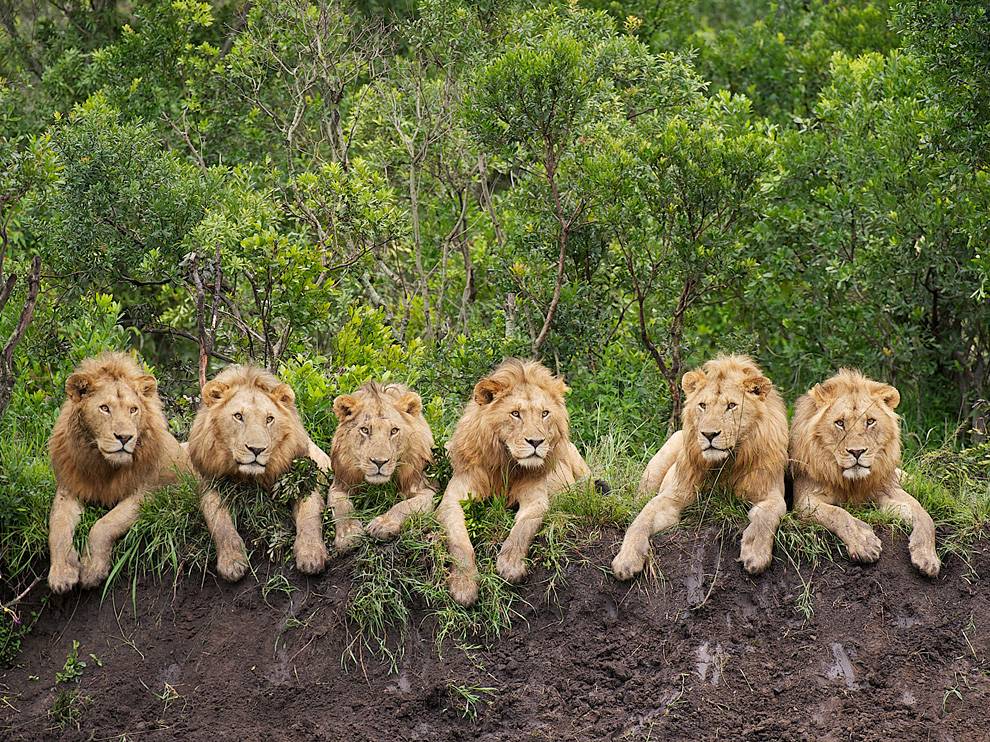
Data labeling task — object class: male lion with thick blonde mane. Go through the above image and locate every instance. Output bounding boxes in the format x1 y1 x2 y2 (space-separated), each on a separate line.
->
48 353 191 593
612 355 788 580
330 381 435 539
188 365 347 582
438 359 595 607
790 369 940 577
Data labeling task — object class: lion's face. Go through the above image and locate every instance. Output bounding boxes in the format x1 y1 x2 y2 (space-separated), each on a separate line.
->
333 384 427 484
200 375 299 479
808 375 901 481
472 368 569 470
681 361 773 464
67 367 159 467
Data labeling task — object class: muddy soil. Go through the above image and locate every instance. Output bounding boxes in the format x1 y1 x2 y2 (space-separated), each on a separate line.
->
2 527 989 741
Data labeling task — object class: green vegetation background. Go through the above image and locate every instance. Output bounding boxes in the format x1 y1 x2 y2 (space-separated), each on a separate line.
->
1 0 989 667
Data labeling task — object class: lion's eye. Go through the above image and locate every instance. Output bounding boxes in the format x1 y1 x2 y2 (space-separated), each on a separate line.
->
698 402 707 410
233 412 243 422
511 411 521 419
99 404 110 414
130 406 138 415
866 418 876 428
391 427 399 436
726 402 737 411
266 415 274 425
834 419 845 429
359 427 370 435
541 410 550 419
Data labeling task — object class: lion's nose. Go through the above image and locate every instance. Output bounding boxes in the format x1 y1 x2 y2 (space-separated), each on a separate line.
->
247 445 267 456
526 438 544 449
371 458 390 470
702 430 721 443
115 433 133 445
847 448 866 460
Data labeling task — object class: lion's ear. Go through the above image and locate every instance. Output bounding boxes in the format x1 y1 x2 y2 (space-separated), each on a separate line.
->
874 383 900 410
66 372 94 402
681 370 706 396
333 394 361 422
396 391 422 417
473 378 506 406
552 376 570 399
202 380 230 408
272 383 295 408
136 374 158 399
809 379 837 408
743 373 772 400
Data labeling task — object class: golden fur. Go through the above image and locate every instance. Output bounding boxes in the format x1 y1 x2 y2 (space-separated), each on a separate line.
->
187 365 335 581
613 355 788 580
790 369 939 576
438 359 592 606
330 381 436 539
47 353 189 593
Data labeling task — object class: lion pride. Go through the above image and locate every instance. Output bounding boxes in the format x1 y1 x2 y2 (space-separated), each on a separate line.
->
438 359 595 607
790 369 940 577
612 355 788 580
330 381 436 539
187 365 343 582
48 352 191 593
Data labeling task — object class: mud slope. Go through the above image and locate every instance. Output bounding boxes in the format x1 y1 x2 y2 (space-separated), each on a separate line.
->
3 528 989 741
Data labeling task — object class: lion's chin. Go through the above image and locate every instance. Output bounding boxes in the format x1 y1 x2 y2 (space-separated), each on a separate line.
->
364 473 391 485
101 450 134 467
238 462 267 476
515 455 546 470
701 448 730 464
842 465 871 480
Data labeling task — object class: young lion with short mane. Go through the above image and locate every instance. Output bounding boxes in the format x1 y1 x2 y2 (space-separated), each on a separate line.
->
48 352 191 593
790 369 940 577
330 381 436 539
612 355 788 580
438 359 595 607
187 365 344 582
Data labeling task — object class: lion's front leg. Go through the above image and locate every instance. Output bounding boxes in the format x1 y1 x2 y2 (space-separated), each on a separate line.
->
793 478 881 564
612 462 696 581
437 474 479 607
48 489 84 594
293 486 328 575
496 482 549 584
327 481 364 552
878 486 940 578
201 487 249 582
736 474 786 575
79 492 144 589
367 482 435 540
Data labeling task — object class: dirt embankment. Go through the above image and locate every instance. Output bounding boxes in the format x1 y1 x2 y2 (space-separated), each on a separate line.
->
2 528 989 741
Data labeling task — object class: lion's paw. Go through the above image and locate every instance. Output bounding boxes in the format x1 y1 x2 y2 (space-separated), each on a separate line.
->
216 551 249 582
909 547 941 578
366 515 401 541
845 523 882 563
79 553 111 589
294 536 328 575
448 570 479 607
48 554 81 594
334 521 364 552
496 551 527 584
611 547 646 581
739 524 774 575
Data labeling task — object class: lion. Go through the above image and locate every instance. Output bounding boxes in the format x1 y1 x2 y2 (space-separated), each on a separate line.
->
187 365 352 582
612 355 788 581
437 358 596 607
47 352 191 593
330 382 436 540
790 369 940 577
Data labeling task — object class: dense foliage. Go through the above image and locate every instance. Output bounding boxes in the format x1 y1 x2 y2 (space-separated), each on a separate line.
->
2 0 989 655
